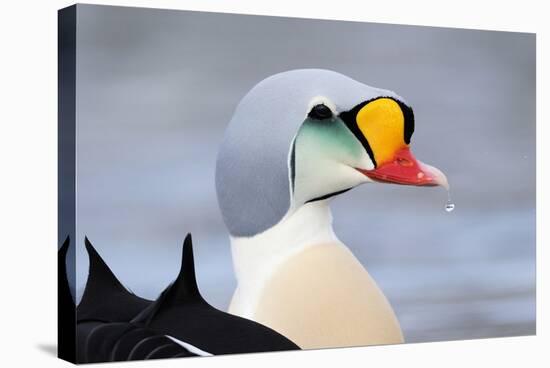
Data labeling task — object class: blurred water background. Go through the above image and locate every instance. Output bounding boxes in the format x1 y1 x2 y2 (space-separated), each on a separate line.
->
64 5 535 343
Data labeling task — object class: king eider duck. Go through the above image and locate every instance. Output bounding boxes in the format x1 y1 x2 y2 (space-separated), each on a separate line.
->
216 69 448 349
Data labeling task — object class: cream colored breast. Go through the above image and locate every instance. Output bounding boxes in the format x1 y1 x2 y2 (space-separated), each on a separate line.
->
252 242 404 349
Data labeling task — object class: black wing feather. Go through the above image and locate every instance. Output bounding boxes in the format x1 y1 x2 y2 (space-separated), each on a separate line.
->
77 237 151 323
73 233 299 363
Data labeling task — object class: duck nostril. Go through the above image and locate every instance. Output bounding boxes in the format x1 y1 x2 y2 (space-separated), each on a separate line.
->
396 157 413 167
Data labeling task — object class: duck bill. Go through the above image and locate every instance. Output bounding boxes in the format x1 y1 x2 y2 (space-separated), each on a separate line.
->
357 147 449 189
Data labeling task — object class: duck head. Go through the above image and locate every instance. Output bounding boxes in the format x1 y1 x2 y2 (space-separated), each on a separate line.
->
216 69 447 238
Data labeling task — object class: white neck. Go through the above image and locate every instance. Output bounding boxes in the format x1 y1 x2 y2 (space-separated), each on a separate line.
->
229 200 342 317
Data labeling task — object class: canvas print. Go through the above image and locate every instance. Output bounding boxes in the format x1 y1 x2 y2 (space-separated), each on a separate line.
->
58 4 536 363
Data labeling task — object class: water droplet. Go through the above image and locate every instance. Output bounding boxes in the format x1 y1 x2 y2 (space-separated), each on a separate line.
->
445 190 455 212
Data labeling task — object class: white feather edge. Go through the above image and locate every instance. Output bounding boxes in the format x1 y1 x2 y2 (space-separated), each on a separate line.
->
165 335 213 357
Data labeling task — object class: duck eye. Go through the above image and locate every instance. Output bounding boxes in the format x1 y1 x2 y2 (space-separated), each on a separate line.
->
308 104 333 120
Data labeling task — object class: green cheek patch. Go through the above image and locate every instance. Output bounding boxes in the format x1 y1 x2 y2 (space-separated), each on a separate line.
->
296 117 364 164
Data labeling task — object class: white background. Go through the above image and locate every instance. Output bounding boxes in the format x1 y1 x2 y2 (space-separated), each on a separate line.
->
0 0 546 367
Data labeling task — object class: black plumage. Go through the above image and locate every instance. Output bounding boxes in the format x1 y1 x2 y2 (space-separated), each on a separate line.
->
58 236 76 362
58 233 299 363
77 237 150 323
109 327 154 361
126 335 182 360
130 234 299 355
